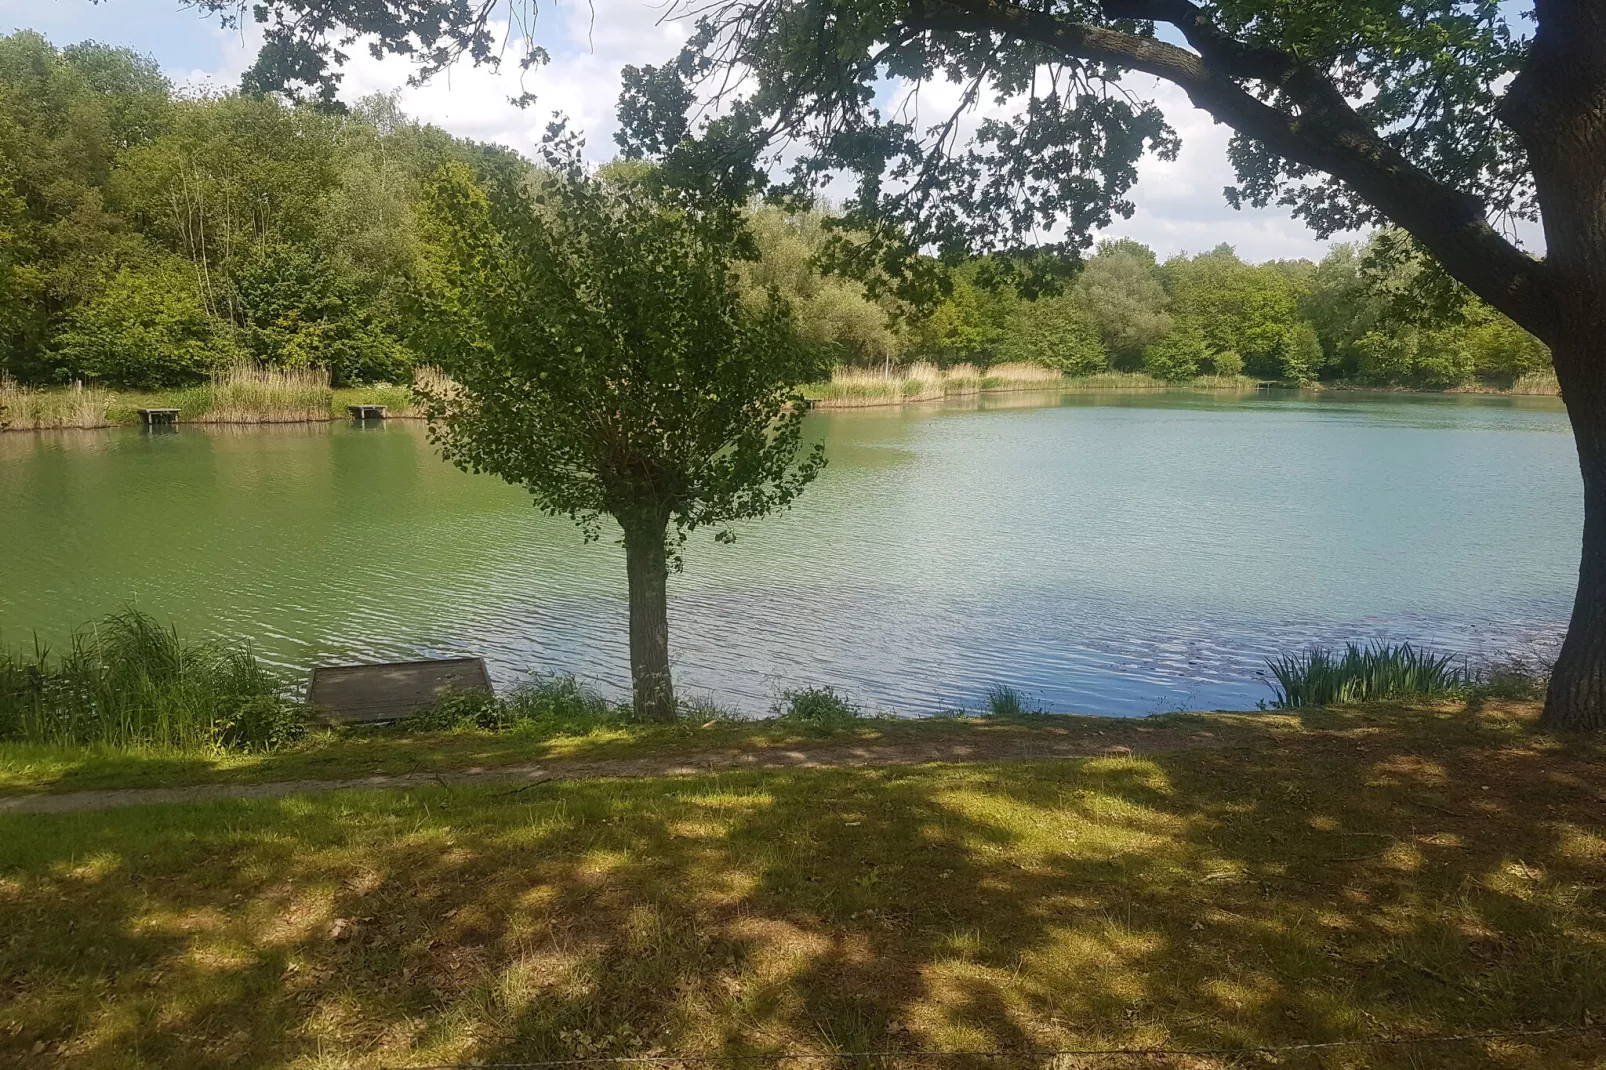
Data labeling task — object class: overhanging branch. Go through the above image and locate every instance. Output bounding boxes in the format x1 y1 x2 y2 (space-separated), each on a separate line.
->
916 0 1553 334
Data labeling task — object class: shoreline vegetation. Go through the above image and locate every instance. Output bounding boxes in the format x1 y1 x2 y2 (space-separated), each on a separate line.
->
0 363 450 432
1 362 1564 432
0 613 1546 782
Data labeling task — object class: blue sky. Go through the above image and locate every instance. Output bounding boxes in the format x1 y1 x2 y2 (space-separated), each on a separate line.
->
5 0 1512 264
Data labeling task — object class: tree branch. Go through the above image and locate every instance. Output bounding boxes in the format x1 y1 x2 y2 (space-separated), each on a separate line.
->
916 0 1553 335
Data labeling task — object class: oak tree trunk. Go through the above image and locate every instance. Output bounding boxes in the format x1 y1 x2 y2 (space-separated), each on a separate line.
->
1505 1 1606 730
1542 346 1606 730
621 507 676 722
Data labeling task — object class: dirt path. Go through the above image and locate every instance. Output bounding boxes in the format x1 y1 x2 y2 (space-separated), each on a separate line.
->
0 728 1226 814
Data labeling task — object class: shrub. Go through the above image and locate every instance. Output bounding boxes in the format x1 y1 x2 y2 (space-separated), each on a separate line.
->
214 694 307 750
775 686 863 727
403 687 505 731
1141 325 1208 381
997 295 1107 375
56 261 239 387
402 674 620 733
1264 642 1468 709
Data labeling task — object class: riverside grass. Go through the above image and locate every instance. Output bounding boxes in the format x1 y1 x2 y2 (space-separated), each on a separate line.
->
0 364 442 431
1265 641 1469 709
802 363 1260 407
1 698 1603 1069
0 611 299 751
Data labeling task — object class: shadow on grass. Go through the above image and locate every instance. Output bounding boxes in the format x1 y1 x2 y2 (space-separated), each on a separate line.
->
2 703 1603 1069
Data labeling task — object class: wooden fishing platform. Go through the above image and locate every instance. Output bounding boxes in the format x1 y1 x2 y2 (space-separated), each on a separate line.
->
347 404 387 420
138 408 180 425
306 656 492 725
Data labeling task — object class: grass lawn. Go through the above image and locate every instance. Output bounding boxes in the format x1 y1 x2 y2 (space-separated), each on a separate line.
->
0 713 1231 798
2 699 1604 1068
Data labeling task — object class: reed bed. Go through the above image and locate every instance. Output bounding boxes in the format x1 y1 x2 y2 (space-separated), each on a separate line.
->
807 361 1068 406
1508 369 1562 395
980 362 1066 386
0 612 302 751
803 364 1260 407
0 378 113 430
2 364 453 430
181 363 333 424
1264 641 1468 709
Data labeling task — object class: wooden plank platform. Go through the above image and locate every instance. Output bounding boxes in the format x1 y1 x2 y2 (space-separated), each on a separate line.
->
306 657 492 725
347 404 387 420
138 408 180 425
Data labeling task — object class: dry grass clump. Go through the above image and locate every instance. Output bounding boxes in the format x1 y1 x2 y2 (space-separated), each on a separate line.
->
1509 369 1562 395
980 361 1065 385
0 378 113 430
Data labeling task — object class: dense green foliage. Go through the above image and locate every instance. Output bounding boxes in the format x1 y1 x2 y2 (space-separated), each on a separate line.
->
901 237 1550 387
0 32 511 388
0 612 303 750
401 675 622 734
0 30 1550 392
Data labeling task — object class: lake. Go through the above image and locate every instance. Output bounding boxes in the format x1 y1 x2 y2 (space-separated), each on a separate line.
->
0 389 1580 715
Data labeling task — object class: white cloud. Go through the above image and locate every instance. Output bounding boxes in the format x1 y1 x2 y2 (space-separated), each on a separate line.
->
152 3 1372 263
1094 77 1367 262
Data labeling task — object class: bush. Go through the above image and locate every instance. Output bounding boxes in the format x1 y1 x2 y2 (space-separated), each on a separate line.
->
1141 325 1207 381
1206 348 1245 377
402 674 620 733
997 295 1108 375
214 694 307 750
56 261 239 387
402 687 505 731
775 686 863 727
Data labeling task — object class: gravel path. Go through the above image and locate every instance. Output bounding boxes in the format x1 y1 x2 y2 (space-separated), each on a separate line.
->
0 727 1225 814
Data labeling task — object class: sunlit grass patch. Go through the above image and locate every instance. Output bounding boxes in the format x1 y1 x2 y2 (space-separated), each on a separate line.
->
1 706 1604 1068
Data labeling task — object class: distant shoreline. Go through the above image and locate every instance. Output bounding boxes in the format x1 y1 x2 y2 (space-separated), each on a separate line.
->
1 369 1565 432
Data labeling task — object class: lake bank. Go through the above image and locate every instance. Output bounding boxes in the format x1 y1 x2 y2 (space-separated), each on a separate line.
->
3 365 1564 430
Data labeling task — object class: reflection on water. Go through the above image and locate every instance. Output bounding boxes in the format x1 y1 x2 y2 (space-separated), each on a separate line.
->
0 389 1579 715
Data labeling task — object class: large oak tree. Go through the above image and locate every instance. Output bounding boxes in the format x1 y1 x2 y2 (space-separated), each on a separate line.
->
212 0 1606 730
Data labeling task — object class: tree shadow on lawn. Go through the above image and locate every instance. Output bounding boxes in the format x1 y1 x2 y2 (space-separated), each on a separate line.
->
2 704 1604 1069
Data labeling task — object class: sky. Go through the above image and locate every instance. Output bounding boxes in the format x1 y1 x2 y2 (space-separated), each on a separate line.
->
0 0 1380 263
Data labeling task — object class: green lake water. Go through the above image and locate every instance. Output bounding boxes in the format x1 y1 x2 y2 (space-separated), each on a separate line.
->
0 389 1581 715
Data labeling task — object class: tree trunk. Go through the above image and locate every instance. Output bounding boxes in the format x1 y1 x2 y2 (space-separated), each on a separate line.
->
1504 1 1606 730
620 507 676 722
1542 347 1606 730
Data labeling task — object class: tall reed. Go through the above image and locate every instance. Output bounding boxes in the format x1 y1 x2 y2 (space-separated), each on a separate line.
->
185 362 333 423
0 612 302 750
0 377 113 430
1264 641 1468 709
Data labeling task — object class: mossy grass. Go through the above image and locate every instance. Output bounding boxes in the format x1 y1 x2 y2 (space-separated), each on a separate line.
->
1 698 1601 1067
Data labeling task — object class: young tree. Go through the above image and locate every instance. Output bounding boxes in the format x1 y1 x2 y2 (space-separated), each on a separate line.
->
417 154 825 720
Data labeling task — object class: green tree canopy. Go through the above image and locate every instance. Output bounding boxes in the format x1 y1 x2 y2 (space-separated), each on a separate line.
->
56 258 239 387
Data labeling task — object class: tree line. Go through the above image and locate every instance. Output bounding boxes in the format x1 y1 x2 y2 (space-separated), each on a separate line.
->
0 31 1550 395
